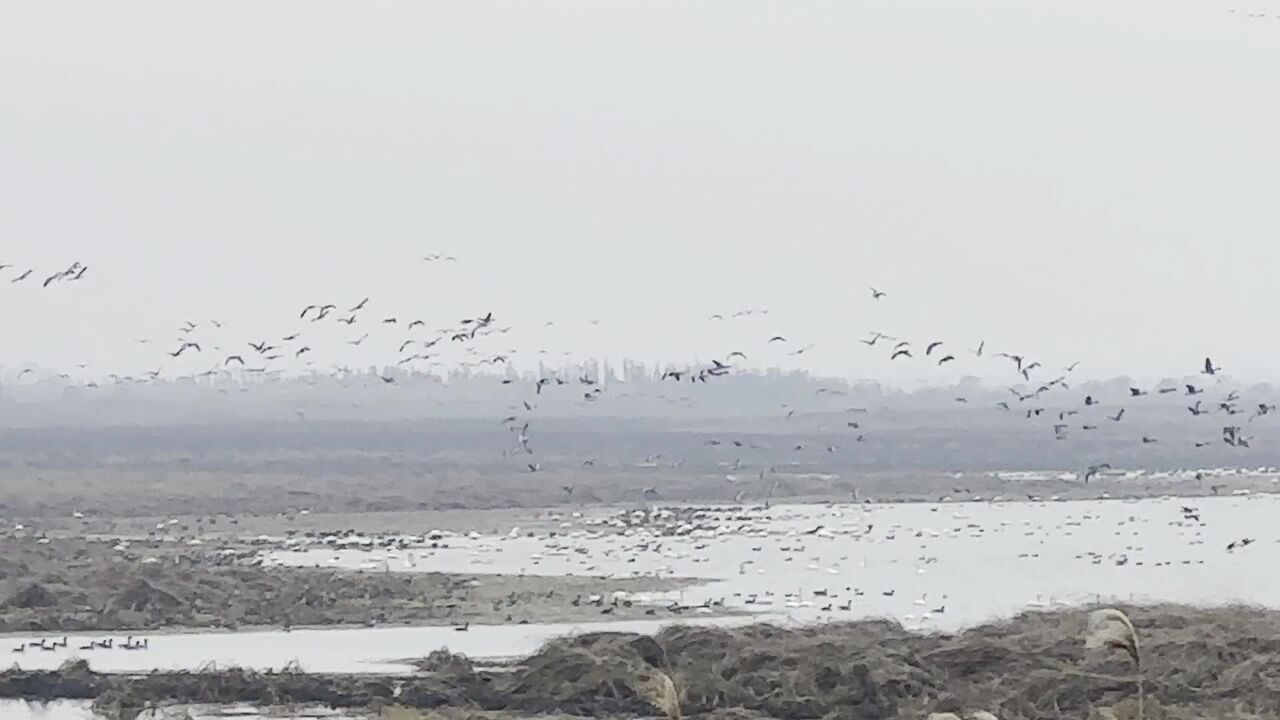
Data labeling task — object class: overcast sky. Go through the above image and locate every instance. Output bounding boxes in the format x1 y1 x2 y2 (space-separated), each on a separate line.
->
2 0 1278 386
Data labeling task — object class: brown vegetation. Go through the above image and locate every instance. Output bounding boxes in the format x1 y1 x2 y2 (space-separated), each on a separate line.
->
0 538 698 632
5 605 1280 719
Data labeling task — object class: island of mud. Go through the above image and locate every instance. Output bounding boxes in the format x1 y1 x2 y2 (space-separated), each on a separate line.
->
0 537 707 633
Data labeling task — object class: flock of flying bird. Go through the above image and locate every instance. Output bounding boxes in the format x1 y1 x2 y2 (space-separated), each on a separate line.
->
1 261 87 288
5 262 1276 478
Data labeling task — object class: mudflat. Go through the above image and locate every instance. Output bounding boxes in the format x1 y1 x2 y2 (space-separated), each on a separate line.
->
0 537 706 634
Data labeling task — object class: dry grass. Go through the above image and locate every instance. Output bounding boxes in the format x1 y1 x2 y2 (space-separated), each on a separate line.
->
8 604 1280 719
1085 608 1143 720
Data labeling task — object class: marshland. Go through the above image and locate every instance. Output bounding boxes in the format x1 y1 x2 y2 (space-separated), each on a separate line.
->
7 0 1280 716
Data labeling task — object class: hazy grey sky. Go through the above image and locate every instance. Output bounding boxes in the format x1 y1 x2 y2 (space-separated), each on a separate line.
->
2 0 1278 386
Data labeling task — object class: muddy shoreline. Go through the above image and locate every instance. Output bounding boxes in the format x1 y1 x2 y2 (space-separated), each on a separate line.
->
4 605 1278 720
4 462 1273 529
0 537 711 634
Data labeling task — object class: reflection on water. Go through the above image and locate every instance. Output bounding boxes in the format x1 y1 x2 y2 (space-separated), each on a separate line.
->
6 496 1277 676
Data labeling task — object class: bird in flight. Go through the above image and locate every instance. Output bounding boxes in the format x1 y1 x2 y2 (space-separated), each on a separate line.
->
350 297 369 313
891 349 912 360
11 269 32 283
768 336 787 343
1108 409 1125 422
1203 357 1219 375
937 355 955 365
169 342 201 357
926 341 944 356
870 287 886 300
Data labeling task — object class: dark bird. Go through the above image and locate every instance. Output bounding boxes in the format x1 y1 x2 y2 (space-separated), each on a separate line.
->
169 342 200 357
768 336 787 343
870 287 887 300
379 375 395 384
1084 463 1111 482
1142 436 1158 444
926 341 944 356
11 269 32 282
295 347 312 358
937 355 955 365
1109 409 1125 422
1186 384 1203 395
224 355 245 366
350 297 369 312
973 341 985 357
1130 387 1147 397
997 353 1024 372
1203 357 1219 375
891 349 912 360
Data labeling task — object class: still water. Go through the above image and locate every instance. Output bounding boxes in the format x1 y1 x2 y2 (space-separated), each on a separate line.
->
0 615 770 674
272 495 1280 627
5 496 1275 675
